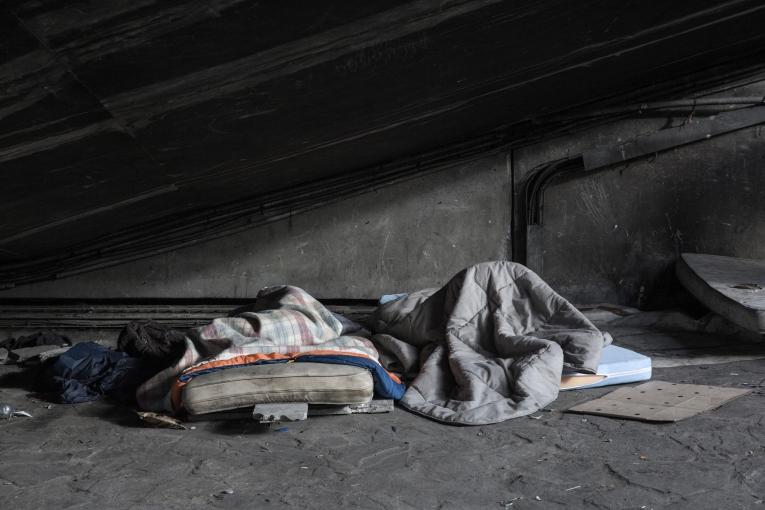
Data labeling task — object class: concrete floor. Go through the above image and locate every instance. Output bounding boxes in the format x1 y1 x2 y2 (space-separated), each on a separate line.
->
1 358 763 510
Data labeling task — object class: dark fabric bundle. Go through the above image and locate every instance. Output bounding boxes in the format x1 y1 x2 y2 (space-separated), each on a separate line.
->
45 342 155 404
0 331 72 351
117 321 187 368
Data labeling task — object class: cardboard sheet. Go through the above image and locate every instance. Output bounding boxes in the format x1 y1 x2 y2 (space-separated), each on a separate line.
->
567 380 751 422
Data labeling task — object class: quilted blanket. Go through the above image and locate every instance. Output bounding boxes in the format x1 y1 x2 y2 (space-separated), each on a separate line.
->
137 286 404 413
370 261 609 425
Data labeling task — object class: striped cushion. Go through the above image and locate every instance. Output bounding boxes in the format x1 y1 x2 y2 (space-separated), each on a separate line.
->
183 362 374 415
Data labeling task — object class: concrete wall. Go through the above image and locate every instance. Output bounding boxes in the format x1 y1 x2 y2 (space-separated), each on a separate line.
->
514 100 765 308
5 91 765 308
1 153 511 299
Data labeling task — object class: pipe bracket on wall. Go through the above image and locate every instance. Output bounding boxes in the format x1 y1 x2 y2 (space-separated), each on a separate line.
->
514 104 765 266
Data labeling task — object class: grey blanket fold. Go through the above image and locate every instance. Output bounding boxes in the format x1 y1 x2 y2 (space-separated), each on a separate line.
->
370 261 608 425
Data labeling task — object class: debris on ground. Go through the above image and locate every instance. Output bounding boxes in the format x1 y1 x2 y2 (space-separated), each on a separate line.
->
136 411 188 430
213 488 234 499
500 496 522 507
0 403 32 419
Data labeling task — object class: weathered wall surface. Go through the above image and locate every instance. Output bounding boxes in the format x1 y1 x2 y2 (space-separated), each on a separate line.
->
4 0 765 269
6 95 765 307
514 102 765 308
1 154 511 299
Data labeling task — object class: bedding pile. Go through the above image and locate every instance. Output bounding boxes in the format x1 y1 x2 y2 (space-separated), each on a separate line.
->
136 286 405 413
136 261 608 426
370 261 609 425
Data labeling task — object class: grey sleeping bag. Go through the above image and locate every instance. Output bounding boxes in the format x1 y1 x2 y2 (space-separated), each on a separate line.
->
370 261 609 425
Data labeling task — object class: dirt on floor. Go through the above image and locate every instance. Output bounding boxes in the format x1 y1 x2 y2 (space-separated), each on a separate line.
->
1 358 764 510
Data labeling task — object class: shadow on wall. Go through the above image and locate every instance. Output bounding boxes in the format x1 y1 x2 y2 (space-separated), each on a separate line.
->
0 154 511 300
517 120 765 309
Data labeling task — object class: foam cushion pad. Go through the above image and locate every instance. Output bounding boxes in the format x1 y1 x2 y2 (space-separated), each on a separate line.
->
183 362 374 415
677 253 765 333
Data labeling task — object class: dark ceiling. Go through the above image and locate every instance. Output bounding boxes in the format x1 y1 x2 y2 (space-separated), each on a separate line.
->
2 0 765 285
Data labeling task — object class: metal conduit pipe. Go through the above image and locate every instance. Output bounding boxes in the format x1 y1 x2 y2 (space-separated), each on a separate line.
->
556 97 765 120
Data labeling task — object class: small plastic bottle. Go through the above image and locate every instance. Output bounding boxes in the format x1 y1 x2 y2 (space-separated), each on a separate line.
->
0 403 15 419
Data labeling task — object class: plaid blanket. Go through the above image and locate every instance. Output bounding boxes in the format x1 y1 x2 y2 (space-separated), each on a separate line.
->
137 286 403 413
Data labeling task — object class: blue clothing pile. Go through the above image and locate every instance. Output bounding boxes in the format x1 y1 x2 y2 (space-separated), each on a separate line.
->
47 342 155 404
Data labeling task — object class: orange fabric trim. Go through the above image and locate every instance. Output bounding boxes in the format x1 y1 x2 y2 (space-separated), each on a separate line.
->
184 352 294 375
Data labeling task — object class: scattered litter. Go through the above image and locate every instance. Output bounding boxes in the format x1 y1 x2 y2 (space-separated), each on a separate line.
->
213 488 234 499
500 496 521 507
300 466 308 470
136 411 188 430
39 346 74 362
477 431 484 436
274 427 290 432
0 403 15 419
566 485 581 491
535 496 542 501
639 454 648 460
581 418 588 422
730 373 740 376
0 403 32 419
528 415 543 420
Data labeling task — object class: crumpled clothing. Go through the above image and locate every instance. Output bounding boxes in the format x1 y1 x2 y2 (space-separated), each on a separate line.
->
137 286 404 413
331 312 366 335
0 331 71 351
45 342 155 404
117 321 187 369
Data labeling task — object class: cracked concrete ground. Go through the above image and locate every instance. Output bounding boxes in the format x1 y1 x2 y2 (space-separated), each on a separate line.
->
1 358 764 509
